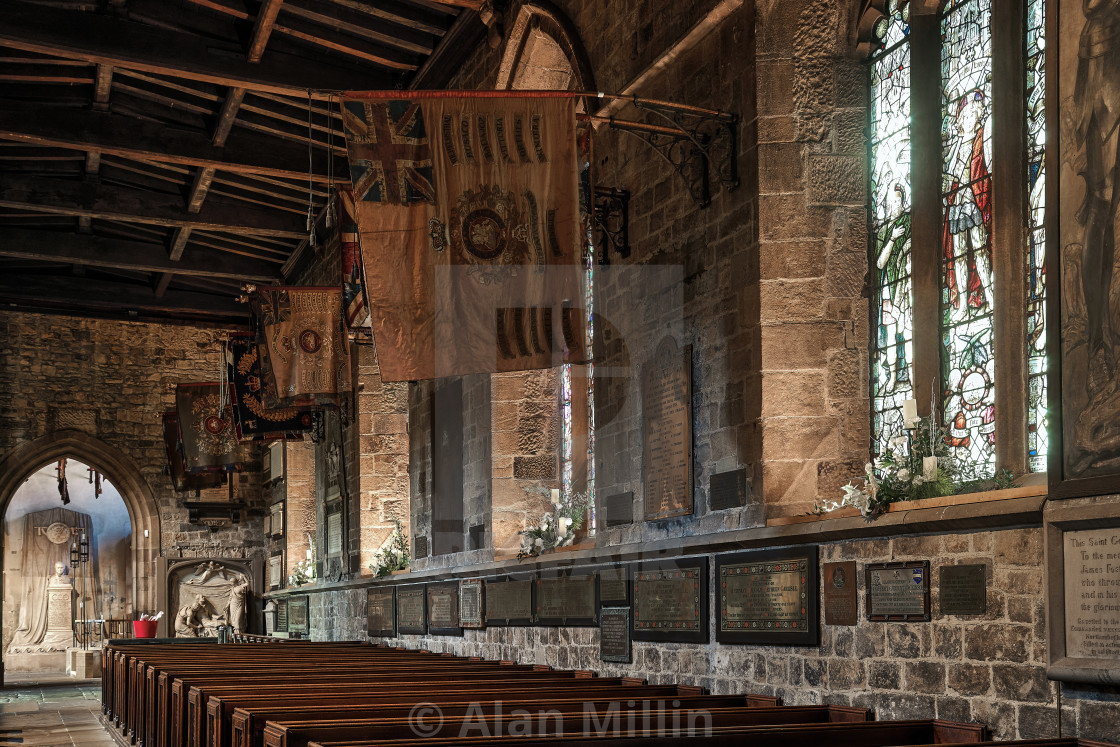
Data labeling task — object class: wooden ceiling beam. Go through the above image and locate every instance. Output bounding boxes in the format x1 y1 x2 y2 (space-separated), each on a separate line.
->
0 174 307 237
248 0 286 63
0 1 394 98
0 228 280 281
0 104 347 183
280 0 436 55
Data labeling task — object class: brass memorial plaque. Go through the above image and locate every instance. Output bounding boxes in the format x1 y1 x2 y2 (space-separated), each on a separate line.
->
485 578 534 626
632 559 708 642
427 582 462 635
397 586 427 635
599 566 630 605
641 338 693 520
717 548 819 645
459 579 484 629
367 586 396 638
866 562 930 621
940 564 987 616
536 574 598 626
600 607 631 663
824 561 858 626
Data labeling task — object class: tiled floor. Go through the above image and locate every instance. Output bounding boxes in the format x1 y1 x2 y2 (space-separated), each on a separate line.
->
0 673 119 746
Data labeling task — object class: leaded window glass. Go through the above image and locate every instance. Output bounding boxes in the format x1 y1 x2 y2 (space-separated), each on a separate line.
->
870 0 914 459
1025 0 1047 471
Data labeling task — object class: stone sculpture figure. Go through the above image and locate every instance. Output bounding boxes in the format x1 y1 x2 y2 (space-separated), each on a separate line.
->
227 574 250 634
48 561 71 587
174 595 207 637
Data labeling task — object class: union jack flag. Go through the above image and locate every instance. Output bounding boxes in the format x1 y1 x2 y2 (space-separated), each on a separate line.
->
341 100 435 204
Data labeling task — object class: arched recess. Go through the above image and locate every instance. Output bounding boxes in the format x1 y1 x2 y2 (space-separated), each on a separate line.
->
495 0 596 101
0 430 161 674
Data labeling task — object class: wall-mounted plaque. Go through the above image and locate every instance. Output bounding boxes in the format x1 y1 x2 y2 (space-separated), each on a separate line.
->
604 492 634 528
598 565 630 606
367 586 396 638
326 510 343 556
940 564 987 616
536 573 598 626
710 469 747 511
484 578 534 626
459 580 484 629
268 440 284 484
275 599 289 632
823 561 858 626
414 535 429 559
642 338 693 521
599 607 631 663
716 547 818 645
269 502 284 537
867 561 930 622
427 582 462 636
396 585 427 635
288 595 310 635
269 553 283 590
632 558 708 642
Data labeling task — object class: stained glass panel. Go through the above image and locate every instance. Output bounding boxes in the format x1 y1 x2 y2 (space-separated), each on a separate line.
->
870 0 914 458
941 0 995 477
1025 0 1047 471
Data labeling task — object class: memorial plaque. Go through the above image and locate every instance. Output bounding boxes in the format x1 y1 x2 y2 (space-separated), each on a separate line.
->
397 585 427 635
717 547 819 645
459 580 485 629
604 492 634 528
940 564 987 616
600 607 631 663
414 535 429 558
288 595 309 635
367 586 396 638
270 502 284 537
536 573 598 626
485 578 535 626
427 582 462 636
824 561 858 626
632 558 708 642
710 469 747 511
866 562 930 621
326 510 343 556
599 565 630 606
641 338 693 521
269 553 283 589
275 599 289 632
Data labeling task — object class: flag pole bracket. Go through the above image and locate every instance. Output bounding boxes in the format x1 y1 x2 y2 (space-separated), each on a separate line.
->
592 187 631 265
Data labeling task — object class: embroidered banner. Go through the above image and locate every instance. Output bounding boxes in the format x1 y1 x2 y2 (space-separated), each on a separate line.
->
228 335 313 440
341 95 587 381
252 286 351 406
171 381 247 473
162 412 225 491
338 187 371 331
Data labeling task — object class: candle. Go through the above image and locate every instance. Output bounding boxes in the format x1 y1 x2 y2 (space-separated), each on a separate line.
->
305 548 312 561
923 456 938 480
550 488 560 506
902 399 919 429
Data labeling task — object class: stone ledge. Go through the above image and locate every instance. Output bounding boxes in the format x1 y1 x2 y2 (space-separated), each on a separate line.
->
264 493 1045 599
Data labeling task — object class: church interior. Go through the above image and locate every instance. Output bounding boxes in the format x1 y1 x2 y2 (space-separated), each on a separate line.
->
2 0 1120 744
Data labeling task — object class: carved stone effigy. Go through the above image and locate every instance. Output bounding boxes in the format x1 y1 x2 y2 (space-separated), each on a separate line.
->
169 560 252 637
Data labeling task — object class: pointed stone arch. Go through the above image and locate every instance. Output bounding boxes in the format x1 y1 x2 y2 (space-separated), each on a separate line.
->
0 429 161 680
495 1 596 100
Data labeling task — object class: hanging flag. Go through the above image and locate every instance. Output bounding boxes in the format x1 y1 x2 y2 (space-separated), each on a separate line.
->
175 383 246 473
161 411 226 491
338 187 371 331
251 286 351 406
227 334 313 440
340 94 588 381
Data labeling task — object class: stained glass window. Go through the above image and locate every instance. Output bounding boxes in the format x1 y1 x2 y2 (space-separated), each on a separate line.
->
870 0 914 459
940 0 995 477
1025 0 1047 471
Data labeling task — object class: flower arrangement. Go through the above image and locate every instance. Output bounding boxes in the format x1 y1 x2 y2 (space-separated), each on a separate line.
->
369 513 410 577
518 486 591 559
288 558 313 586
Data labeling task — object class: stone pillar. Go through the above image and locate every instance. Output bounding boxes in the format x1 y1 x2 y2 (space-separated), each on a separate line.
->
43 585 74 651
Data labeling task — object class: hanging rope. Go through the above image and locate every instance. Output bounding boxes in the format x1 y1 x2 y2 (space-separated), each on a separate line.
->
326 93 336 229
218 334 230 418
307 89 317 248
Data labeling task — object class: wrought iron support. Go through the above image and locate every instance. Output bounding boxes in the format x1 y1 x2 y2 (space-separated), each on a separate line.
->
592 187 631 265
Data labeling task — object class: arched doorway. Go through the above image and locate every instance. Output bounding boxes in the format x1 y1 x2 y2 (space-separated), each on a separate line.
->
0 430 160 683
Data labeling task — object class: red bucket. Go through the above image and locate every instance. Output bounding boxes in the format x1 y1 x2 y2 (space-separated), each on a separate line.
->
132 620 158 638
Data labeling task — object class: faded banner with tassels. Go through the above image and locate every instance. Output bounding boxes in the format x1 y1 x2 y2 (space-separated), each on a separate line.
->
227 334 313 440
174 383 246 473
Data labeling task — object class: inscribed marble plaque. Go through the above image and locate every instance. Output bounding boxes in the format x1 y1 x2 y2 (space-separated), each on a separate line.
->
536 574 597 626
367 587 396 638
599 607 631 663
940 564 987 616
326 511 343 556
459 580 484 629
867 562 930 621
641 338 693 520
1064 528 1120 659
485 579 534 625
427 583 461 635
397 586 427 634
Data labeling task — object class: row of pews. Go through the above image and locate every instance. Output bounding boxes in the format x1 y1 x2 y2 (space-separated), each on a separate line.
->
101 639 1117 747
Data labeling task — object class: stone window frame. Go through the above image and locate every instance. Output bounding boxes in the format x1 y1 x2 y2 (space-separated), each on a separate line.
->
863 0 1041 477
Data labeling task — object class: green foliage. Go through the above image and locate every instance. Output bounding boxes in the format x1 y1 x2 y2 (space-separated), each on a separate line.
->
368 512 410 577
518 486 591 559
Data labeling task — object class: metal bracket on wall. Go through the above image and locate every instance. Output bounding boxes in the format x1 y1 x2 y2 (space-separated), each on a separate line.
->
593 187 631 265
185 501 244 529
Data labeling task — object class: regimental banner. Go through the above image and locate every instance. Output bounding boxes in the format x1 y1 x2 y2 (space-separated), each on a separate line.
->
341 94 587 381
251 286 352 407
338 186 371 331
161 411 224 491
174 384 246 473
227 334 313 441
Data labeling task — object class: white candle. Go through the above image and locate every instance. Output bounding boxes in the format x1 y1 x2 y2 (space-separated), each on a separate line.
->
902 399 919 429
923 456 938 480
550 488 560 506
305 548 312 561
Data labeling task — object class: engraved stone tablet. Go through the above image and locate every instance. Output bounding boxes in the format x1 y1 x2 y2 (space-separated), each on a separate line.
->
288 596 309 634
275 599 289 632
600 607 631 663
460 580 484 629
367 586 396 638
710 469 747 511
326 511 343 556
269 554 282 589
397 586 427 635
599 566 629 605
604 492 634 528
427 583 461 635
632 559 708 642
1064 528 1120 660
824 561 858 626
642 338 693 521
414 535 429 558
717 548 818 645
536 574 598 626
940 564 987 616
867 562 930 621
485 579 534 626
270 502 284 537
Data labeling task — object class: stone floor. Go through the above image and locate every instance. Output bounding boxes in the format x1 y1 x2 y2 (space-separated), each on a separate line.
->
0 673 119 746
